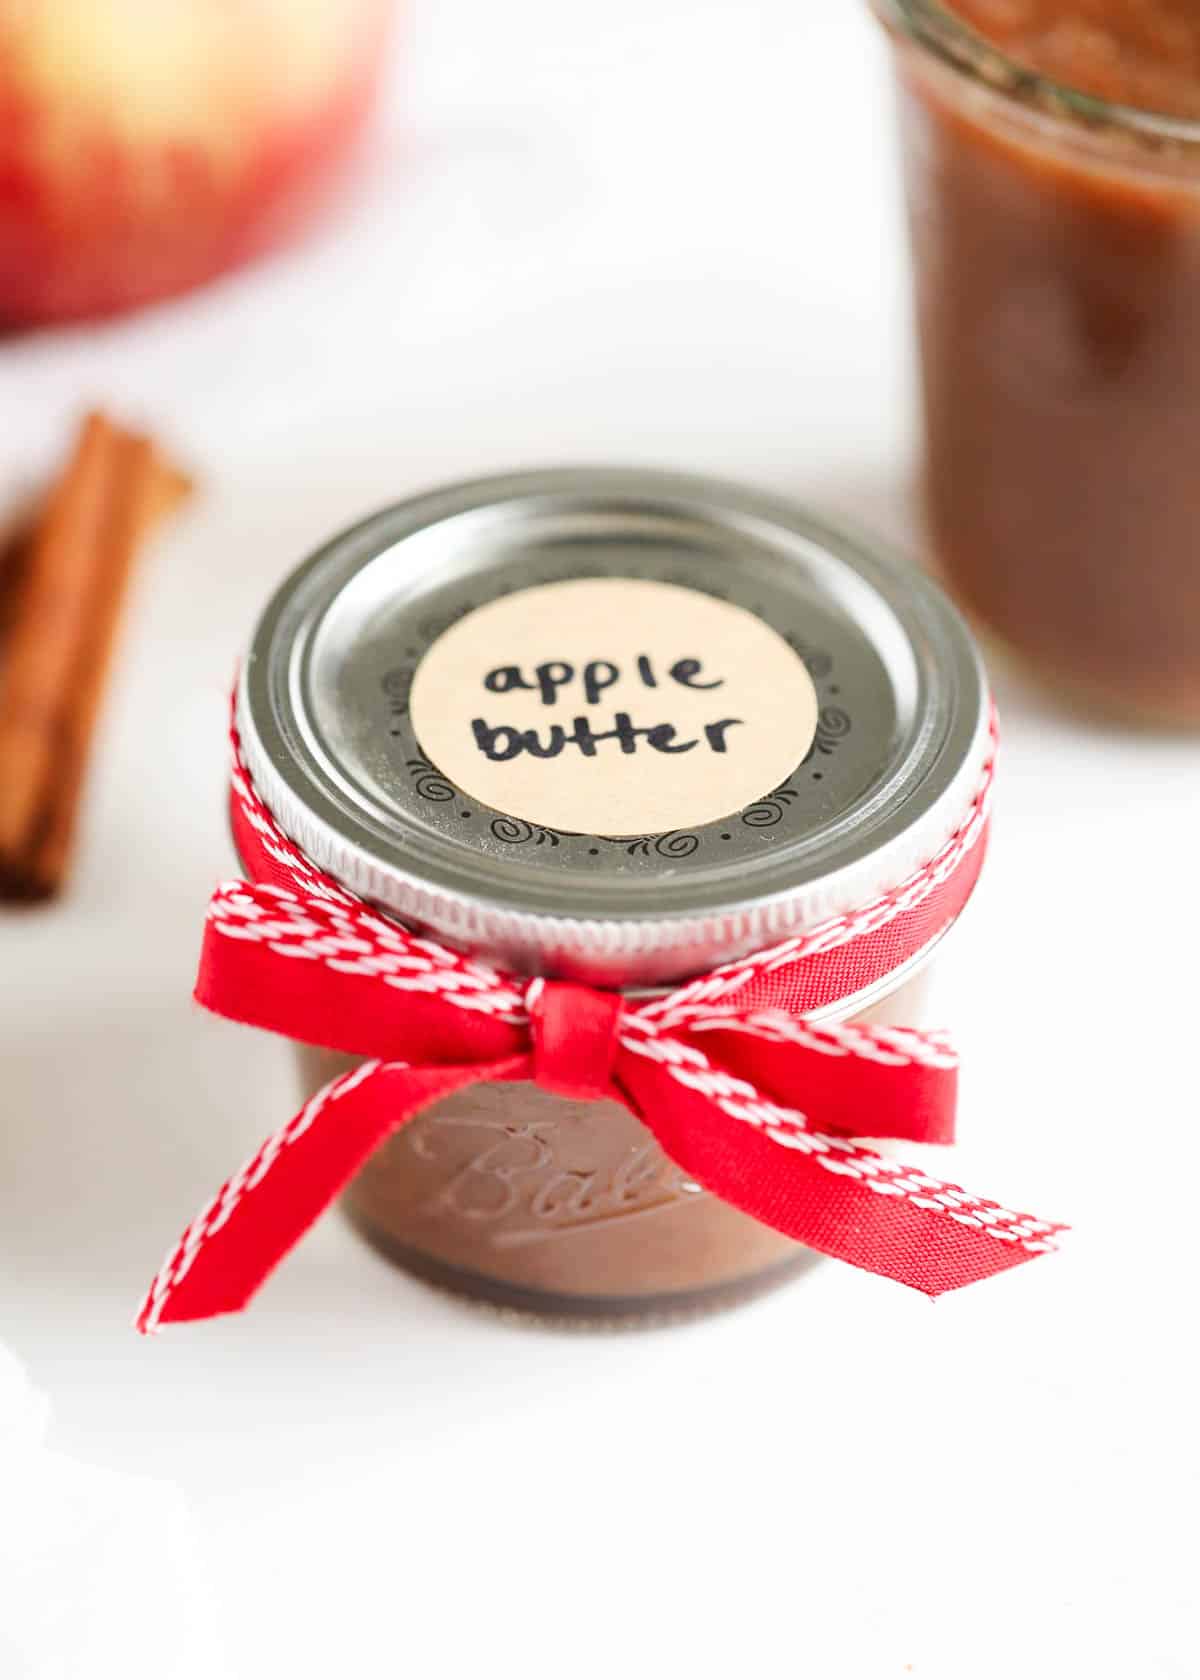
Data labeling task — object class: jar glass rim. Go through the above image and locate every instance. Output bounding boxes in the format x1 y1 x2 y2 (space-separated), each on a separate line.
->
873 0 1200 149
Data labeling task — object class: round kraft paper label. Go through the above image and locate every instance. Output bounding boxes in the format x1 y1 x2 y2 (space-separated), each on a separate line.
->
408 576 819 836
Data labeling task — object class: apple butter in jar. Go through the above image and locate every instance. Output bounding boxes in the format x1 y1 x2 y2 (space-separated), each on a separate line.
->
872 0 1200 722
234 469 992 1321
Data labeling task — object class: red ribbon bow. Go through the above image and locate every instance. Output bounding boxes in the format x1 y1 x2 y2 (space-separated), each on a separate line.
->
136 717 1063 1332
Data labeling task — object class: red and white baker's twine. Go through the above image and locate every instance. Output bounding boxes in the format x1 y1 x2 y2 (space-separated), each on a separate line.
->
209 881 528 1019
139 704 1062 1331
643 713 997 1020
140 1059 394 1332
219 706 997 1029
141 973 1053 1334
613 1016 1058 1249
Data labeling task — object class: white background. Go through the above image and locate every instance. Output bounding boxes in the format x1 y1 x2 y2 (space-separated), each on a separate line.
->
2 3 1198 1675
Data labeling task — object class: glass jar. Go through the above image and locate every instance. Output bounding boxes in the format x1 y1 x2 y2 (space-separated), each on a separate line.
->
236 468 990 1321
872 0 1200 723
295 963 937 1320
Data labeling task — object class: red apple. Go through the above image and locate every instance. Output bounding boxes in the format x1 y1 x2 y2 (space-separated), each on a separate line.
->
0 0 394 325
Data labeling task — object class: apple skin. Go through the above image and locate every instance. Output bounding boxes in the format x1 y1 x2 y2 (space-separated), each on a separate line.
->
0 1 395 326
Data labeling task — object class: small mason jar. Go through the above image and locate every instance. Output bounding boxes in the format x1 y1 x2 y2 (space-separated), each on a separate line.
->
237 468 989 1321
872 0 1200 724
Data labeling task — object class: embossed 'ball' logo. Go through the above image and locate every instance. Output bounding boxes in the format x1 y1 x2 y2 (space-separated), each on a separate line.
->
408 577 819 837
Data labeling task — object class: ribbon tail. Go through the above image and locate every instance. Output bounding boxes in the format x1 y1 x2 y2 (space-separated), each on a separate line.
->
136 1058 523 1332
615 1052 1066 1298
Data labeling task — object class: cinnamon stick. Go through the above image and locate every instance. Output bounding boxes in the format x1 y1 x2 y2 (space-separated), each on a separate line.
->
0 519 30 645
0 413 190 901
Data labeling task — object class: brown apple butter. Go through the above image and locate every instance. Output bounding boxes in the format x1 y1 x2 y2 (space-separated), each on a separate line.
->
874 0 1200 721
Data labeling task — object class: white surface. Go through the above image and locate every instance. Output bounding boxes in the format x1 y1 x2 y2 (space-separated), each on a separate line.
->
1 1347 219 1680
1 3 1197 1675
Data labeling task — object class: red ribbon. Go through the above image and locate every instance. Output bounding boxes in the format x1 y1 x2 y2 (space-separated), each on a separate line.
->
137 716 1063 1332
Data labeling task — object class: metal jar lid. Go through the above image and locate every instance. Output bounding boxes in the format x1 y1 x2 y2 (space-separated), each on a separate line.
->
238 467 988 987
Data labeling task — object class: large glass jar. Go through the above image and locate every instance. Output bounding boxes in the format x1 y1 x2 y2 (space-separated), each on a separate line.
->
872 0 1200 723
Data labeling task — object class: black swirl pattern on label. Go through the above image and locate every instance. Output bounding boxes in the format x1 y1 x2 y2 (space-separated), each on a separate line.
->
381 668 412 702
652 831 700 858
406 756 455 802
590 832 701 858
417 602 475 644
490 818 564 847
741 784 801 830
783 633 834 682
381 667 413 735
803 706 852 761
